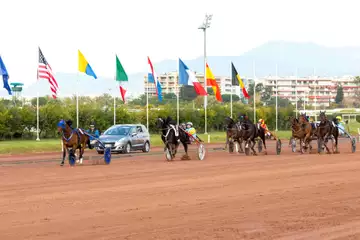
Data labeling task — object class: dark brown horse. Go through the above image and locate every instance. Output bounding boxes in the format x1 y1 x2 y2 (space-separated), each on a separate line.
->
317 111 339 154
224 117 244 153
57 119 92 166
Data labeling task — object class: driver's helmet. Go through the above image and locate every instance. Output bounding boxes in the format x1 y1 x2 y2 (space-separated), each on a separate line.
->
258 119 264 124
336 116 342 121
186 122 193 128
180 123 186 129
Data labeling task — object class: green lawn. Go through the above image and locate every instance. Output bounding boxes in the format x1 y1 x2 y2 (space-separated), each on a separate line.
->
0 123 358 155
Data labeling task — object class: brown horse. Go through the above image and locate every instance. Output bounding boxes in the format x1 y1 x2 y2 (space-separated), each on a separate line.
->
57 119 92 166
298 113 316 152
317 111 339 154
289 115 314 153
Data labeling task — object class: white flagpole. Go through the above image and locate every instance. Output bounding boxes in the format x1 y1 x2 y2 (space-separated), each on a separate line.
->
275 64 278 132
295 67 298 118
177 58 180 125
146 81 149 130
114 90 116 125
76 72 79 128
314 67 317 122
36 90 40 141
253 60 256 122
230 62 233 118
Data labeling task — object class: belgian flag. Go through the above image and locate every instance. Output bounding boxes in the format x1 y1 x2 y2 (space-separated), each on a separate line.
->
231 62 250 99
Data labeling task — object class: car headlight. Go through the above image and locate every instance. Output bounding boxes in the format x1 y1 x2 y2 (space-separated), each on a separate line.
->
114 138 125 146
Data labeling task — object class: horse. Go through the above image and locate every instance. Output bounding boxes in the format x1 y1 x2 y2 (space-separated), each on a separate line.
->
57 119 93 166
289 116 307 153
317 111 339 154
224 116 244 153
298 113 316 152
155 117 190 160
238 114 267 155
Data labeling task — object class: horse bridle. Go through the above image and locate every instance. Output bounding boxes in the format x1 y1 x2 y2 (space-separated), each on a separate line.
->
58 120 74 142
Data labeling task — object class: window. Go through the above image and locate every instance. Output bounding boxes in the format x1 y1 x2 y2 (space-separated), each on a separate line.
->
136 126 143 133
129 127 136 134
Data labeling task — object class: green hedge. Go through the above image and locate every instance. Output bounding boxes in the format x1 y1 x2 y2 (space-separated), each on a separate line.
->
0 94 296 140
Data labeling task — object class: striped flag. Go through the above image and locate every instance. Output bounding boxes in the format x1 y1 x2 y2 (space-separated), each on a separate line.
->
38 47 59 99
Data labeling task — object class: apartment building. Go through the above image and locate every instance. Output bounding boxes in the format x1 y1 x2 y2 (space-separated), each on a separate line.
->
144 72 242 97
261 75 359 107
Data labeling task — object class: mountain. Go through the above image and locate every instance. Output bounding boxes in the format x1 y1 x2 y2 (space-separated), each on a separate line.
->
5 41 360 98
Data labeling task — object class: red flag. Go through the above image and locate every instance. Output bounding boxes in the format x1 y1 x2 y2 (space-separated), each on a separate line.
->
119 86 126 103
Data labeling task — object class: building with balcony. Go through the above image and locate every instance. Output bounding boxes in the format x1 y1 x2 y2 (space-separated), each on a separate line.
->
260 75 359 107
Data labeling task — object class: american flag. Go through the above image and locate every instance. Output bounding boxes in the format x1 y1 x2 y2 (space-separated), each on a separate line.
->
38 47 59 99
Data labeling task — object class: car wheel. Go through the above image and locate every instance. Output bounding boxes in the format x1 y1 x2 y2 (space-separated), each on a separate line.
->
142 141 150 153
124 142 131 153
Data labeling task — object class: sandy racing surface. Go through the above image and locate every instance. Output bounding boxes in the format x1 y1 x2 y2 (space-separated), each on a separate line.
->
1 140 360 239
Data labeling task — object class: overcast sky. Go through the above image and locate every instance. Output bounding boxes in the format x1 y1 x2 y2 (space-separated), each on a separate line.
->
0 0 359 85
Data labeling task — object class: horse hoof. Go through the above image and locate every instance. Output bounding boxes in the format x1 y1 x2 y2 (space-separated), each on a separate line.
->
79 158 83 164
181 155 191 160
60 162 64 166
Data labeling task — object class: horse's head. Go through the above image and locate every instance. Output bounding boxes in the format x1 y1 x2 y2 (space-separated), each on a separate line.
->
289 116 299 129
155 117 165 129
224 117 235 128
319 111 327 123
57 119 66 133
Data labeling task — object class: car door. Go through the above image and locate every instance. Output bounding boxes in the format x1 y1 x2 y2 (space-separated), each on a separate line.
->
129 127 138 147
136 125 145 147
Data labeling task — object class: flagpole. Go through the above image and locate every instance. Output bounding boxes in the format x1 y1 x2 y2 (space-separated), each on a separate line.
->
295 67 298 118
36 50 40 141
230 62 233 118
177 59 180 125
36 90 40 141
76 72 79 128
146 81 149 130
114 88 116 125
253 60 256 122
275 64 278 132
314 67 317 122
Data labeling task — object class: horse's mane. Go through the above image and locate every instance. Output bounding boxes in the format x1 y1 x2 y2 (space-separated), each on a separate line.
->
165 116 176 126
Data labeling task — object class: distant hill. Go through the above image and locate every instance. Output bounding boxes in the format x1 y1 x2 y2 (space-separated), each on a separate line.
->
4 41 360 98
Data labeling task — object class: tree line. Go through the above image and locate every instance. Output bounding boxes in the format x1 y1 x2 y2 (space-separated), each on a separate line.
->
0 84 299 140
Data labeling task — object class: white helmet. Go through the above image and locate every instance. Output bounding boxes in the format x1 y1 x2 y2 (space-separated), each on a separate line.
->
186 122 193 127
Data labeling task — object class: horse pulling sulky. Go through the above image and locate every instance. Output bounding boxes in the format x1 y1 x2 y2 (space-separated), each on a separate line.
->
156 117 206 161
57 119 111 166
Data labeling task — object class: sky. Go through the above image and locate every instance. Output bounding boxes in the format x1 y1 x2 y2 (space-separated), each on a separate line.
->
0 0 359 86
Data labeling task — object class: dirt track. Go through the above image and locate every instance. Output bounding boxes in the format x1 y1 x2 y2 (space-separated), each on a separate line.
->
1 140 360 239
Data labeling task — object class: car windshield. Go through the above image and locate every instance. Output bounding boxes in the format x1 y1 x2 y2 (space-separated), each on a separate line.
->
104 126 131 135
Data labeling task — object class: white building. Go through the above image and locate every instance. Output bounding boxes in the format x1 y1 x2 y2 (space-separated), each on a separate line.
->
260 75 359 107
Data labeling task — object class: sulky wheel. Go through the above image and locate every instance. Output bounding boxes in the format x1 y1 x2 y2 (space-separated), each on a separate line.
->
257 140 263 153
197 143 206 160
244 141 250 156
351 137 356 153
104 147 112 165
317 138 323 154
228 140 234 153
291 138 296 153
276 139 282 155
165 145 173 161
68 149 76 166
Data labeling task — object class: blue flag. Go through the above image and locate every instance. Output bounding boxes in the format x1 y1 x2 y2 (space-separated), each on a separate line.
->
0 56 12 95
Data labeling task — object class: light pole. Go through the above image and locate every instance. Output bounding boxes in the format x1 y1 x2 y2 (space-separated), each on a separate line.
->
198 13 212 134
